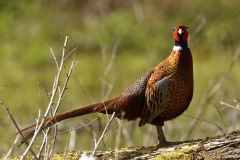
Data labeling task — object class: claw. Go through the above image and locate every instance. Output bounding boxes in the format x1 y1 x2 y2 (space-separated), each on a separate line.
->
152 125 182 151
151 140 182 152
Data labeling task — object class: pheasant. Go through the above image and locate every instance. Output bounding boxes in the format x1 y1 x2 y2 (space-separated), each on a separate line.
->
18 24 193 148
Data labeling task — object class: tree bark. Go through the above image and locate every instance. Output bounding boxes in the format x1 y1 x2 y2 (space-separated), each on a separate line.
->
7 130 240 160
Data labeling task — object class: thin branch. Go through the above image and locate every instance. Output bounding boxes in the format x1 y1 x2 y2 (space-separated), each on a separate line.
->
115 112 125 159
99 40 118 121
220 98 240 111
38 61 77 153
47 118 98 140
41 131 49 159
64 128 72 159
37 127 51 159
50 47 59 70
184 114 224 134
121 123 133 146
53 61 78 115
77 120 97 150
43 84 51 102
59 94 68 105
99 76 116 101
91 112 115 156
37 82 45 111
4 135 19 159
64 46 78 61
104 39 120 76
21 37 70 159
36 110 49 159
49 124 57 157
213 103 227 132
69 129 76 150
104 125 118 136
0 98 37 159
97 128 107 150
37 40 78 158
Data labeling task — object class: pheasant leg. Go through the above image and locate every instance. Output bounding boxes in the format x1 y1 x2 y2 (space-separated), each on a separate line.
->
156 125 182 148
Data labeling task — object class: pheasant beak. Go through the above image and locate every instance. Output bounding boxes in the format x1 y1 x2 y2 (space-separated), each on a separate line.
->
178 28 184 35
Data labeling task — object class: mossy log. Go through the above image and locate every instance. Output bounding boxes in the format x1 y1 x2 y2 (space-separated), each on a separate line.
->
4 130 240 160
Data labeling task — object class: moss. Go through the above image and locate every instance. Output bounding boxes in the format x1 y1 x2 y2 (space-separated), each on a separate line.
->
151 147 197 160
51 151 82 160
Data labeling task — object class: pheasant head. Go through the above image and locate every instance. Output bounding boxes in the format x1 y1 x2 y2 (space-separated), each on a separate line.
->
173 24 189 47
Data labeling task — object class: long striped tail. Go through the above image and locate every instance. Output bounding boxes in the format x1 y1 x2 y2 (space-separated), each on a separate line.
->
18 97 119 145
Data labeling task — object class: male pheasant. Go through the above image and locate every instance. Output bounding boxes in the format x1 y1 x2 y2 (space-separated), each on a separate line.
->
19 24 193 148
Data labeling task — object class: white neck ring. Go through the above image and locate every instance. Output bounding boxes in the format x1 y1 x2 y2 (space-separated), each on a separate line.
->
173 45 189 51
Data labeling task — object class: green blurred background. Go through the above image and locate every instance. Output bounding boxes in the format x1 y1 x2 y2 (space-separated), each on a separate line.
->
0 0 240 157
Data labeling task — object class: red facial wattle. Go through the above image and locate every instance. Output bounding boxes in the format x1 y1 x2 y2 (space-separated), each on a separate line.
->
173 25 188 42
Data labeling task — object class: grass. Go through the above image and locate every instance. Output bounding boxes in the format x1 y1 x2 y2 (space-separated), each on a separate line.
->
0 0 240 158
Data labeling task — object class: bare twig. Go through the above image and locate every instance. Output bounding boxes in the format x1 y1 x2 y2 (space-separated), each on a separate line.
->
99 76 116 102
115 112 125 159
100 40 119 121
37 82 45 111
50 47 59 70
38 40 77 158
213 104 227 132
4 135 19 160
69 129 76 150
184 114 224 134
122 123 133 146
104 39 120 77
53 61 78 115
49 123 57 157
91 112 115 156
21 36 77 159
43 84 51 102
64 46 78 61
78 120 97 150
41 131 49 159
97 128 107 150
0 98 37 159
34 110 42 137
104 125 118 136
220 98 240 111
47 118 98 140
64 128 72 159
131 0 145 23
37 128 51 159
